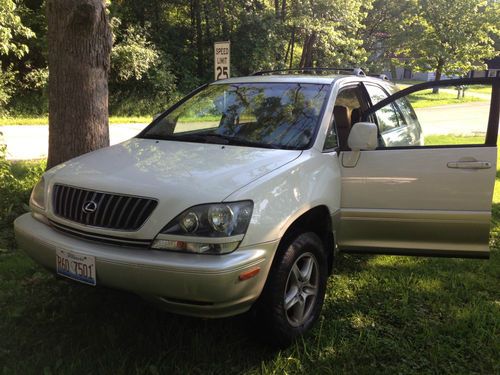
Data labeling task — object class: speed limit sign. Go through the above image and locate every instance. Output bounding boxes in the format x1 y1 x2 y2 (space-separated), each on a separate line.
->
214 41 230 80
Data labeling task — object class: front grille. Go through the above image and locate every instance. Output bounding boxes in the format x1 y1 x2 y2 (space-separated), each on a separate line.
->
52 184 158 231
49 220 152 248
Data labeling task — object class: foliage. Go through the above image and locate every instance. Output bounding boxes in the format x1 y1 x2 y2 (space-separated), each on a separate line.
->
0 0 34 58
0 146 44 250
111 23 160 81
1 0 499 117
0 0 36 114
361 0 415 73
400 0 500 77
287 0 371 67
0 64 16 115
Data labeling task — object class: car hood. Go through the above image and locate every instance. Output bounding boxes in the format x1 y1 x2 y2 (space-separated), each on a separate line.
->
50 138 302 204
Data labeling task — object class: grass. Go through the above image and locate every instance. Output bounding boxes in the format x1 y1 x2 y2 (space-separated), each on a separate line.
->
408 89 485 108
467 85 492 95
0 116 151 126
394 80 426 87
0 138 499 374
425 134 484 145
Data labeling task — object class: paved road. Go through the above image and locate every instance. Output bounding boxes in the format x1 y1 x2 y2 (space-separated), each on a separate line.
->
0 102 493 160
0 123 148 160
415 102 490 136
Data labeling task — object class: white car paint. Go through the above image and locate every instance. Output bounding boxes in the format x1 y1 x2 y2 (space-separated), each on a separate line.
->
40 138 302 240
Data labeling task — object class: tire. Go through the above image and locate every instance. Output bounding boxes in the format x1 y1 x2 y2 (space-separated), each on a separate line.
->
256 232 328 347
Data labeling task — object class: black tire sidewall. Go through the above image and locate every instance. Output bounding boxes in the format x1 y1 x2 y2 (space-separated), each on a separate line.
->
257 231 328 346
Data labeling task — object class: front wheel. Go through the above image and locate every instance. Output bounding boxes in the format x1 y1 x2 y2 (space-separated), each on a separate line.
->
256 232 328 347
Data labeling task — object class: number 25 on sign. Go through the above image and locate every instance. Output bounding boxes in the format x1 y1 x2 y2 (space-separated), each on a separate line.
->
214 41 230 80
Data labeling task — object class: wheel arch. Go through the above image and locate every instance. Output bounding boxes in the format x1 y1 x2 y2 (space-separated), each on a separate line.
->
276 205 336 275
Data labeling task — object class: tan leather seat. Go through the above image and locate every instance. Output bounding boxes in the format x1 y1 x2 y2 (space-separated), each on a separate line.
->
334 105 351 149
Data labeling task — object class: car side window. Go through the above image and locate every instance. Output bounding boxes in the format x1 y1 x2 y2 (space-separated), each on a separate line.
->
365 85 406 133
365 84 426 147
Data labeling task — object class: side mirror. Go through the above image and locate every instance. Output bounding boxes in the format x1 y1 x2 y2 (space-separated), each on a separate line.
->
347 122 378 151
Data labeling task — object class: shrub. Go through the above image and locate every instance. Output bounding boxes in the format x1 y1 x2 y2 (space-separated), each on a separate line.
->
0 145 45 251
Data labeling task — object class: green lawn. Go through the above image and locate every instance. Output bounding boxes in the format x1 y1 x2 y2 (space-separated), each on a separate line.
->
408 89 485 108
0 143 499 374
395 81 493 95
467 85 493 95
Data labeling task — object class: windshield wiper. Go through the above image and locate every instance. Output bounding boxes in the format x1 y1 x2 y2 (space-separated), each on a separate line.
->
139 132 280 149
202 134 280 149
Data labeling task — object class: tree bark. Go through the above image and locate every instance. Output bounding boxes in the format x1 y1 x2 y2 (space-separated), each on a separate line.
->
274 0 280 18
46 0 112 169
390 62 398 81
299 32 316 68
432 59 444 94
217 0 229 38
289 27 295 69
281 0 286 21
193 0 204 77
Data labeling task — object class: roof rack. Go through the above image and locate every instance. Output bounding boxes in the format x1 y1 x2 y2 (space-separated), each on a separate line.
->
367 73 390 81
252 67 366 77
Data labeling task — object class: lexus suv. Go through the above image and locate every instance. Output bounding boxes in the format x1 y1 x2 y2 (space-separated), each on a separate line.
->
14 68 500 346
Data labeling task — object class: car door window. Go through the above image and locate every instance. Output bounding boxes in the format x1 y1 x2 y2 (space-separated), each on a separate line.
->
364 84 420 147
368 81 495 147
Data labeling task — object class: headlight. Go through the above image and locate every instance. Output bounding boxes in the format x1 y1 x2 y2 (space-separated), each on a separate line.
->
30 177 46 210
151 201 253 254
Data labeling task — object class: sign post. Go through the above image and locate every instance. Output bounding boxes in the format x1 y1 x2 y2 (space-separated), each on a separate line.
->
214 41 230 80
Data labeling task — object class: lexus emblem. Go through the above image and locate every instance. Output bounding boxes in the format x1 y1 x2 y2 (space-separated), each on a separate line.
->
82 201 98 214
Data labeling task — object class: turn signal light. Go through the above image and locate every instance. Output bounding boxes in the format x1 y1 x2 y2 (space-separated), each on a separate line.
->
239 267 260 281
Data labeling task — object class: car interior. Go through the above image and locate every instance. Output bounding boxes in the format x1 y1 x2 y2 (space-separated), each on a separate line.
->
332 87 366 149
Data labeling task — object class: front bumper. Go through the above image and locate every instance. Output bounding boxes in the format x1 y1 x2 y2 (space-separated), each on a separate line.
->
14 213 278 318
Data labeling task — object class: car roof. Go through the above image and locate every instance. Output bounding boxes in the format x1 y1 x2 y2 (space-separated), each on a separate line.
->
211 74 394 87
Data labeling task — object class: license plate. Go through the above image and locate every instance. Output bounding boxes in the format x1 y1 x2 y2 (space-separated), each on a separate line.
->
56 248 96 286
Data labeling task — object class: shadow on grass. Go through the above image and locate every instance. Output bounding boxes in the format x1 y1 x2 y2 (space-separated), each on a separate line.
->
3 242 499 374
2 199 499 374
1 269 279 374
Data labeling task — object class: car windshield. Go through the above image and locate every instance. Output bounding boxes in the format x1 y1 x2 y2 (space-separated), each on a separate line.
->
139 82 329 150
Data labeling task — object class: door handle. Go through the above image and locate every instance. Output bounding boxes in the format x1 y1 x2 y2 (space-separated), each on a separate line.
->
447 161 492 169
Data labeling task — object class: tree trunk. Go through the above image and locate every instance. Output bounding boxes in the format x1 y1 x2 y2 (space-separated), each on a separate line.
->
193 0 204 77
432 59 444 94
299 32 316 68
390 63 397 81
203 3 212 45
217 0 229 38
281 0 286 21
289 27 295 69
46 0 112 169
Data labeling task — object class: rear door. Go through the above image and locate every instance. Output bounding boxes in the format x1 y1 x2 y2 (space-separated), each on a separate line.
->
338 77 500 258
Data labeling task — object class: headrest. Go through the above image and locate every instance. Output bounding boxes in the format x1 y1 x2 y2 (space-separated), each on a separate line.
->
333 106 351 129
351 108 362 125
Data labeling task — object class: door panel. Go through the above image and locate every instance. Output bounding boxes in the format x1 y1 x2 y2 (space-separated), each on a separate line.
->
339 147 496 257
338 77 500 258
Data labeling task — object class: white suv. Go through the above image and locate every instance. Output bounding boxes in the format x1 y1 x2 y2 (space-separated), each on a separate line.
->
14 69 500 345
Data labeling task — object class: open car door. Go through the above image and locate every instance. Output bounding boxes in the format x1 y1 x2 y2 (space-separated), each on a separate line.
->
338 77 500 258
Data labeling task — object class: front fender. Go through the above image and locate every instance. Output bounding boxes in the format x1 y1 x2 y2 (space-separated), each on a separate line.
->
224 150 341 248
